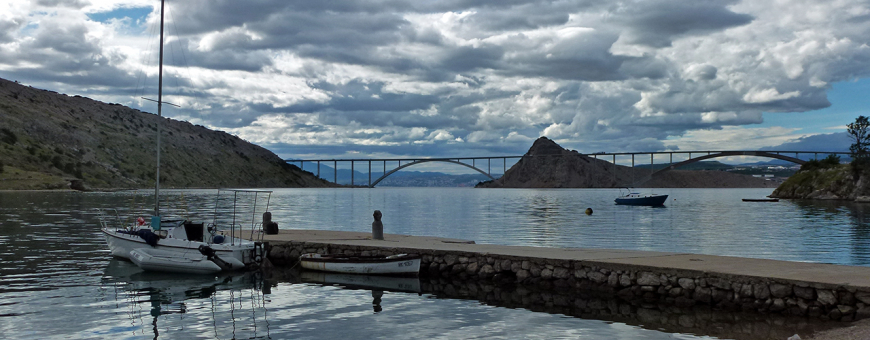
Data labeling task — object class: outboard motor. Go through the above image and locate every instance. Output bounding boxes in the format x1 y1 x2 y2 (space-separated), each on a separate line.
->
198 245 232 271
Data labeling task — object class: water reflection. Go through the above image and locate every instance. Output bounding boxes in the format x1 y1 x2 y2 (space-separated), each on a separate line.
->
787 199 870 266
279 268 843 340
299 271 422 313
101 259 270 339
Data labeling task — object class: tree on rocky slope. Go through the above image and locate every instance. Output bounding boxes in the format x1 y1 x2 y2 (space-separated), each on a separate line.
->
848 115 870 174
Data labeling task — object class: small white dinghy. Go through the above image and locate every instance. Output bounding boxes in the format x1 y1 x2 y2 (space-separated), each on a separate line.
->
300 253 421 276
130 248 222 275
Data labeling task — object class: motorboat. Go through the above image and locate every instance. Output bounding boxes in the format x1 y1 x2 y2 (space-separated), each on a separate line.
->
98 0 268 273
130 248 224 275
99 189 270 271
299 253 421 276
615 190 669 206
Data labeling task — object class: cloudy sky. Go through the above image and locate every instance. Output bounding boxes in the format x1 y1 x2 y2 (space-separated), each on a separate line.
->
2 0 869 166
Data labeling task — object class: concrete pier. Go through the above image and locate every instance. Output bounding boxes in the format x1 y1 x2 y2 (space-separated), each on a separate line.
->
246 229 870 323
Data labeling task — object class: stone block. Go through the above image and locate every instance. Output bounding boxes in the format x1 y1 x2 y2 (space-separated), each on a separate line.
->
710 278 732 290
444 254 458 266
856 291 870 304
553 267 570 279
466 262 479 275
794 286 814 300
637 272 661 286
574 268 588 279
608 272 619 287
770 298 786 312
522 260 531 270
838 305 856 315
540 268 553 280
588 271 607 284
500 260 512 271
712 289 732 302
678 278 695 290
740 284 753 298
753 284 771 300
619 274 631 287
694 287 712 304
817 290 837 306
770 283 792 298
516 269 530 282
839 291 856 305
530 265 542 277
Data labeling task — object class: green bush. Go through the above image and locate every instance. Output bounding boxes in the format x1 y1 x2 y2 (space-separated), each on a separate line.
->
0 128 16 145
801 154 842 172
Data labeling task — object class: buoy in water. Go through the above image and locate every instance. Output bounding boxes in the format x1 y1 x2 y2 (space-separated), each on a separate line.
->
585 208 593 215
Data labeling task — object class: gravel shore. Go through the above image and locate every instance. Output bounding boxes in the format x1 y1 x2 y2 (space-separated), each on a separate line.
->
805 319 870 340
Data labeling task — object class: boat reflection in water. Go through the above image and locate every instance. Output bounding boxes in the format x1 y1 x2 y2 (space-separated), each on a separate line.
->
300 270 421 313
101 259 271 339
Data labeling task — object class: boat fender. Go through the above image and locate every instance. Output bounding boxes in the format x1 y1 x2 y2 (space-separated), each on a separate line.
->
213 235 225 244
585 208 593 215
137 229 159 247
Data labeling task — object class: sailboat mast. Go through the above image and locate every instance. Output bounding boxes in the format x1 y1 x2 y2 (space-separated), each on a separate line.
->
154 0 165 217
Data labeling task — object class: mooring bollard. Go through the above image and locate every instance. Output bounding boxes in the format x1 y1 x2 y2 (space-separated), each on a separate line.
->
372 210 384 240
263 212 279 235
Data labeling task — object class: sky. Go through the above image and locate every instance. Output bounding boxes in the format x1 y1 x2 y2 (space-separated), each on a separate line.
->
2 0 869 169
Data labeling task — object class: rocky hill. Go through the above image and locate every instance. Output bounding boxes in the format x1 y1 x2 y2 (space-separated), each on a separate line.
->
769 165 870 200
476 137 778 188
0 78 334 190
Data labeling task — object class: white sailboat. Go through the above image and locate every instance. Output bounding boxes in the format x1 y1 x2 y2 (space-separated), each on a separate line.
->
99 0 267 272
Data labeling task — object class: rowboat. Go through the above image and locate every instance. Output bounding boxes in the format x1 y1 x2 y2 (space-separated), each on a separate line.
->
299 253 421 276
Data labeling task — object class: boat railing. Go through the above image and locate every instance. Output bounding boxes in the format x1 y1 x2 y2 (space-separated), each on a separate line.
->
207 222 266 244
95 208 123 230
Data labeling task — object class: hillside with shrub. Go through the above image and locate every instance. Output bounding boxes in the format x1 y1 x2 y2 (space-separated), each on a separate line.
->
0 78 334 190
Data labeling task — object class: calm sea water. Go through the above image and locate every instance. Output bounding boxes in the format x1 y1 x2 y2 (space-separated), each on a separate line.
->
1 188 867 339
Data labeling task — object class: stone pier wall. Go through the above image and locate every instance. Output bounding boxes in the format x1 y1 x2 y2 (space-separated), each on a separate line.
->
267 241 870 322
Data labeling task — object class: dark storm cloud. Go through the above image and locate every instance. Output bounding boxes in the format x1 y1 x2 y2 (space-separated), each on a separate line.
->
31 22 100 55
618 0 754 47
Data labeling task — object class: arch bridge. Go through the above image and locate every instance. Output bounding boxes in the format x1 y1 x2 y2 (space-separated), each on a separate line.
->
289 150 848 187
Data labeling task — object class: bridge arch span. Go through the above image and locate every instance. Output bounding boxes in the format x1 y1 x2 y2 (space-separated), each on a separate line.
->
652 151 806 176
370 159 495 187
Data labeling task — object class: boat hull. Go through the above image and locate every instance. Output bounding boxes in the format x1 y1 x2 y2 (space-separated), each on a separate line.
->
102 227 254 269
742 198 779 202
615 194 669 206
130 248 222 274
300 253 421 276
